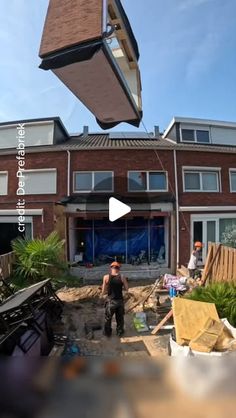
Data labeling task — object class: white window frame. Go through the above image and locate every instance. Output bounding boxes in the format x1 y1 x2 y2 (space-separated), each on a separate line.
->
0 171 8 196
180 127 211 144
229 169 236 193
190 213 236 263
73 171 114 193
182 166 221 193
24 168 57 195
127 170 168 192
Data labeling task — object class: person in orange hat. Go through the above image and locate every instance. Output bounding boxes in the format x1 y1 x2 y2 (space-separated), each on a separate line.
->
188 241 203 278
101 261 129 337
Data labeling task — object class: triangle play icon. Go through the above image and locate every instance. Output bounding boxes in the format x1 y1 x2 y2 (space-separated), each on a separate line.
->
109 197 131 222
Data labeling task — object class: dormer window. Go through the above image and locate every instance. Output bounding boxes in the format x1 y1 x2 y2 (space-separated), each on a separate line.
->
181 128 210 144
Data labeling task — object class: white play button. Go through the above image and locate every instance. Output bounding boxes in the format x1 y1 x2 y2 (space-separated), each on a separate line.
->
109 197 131 222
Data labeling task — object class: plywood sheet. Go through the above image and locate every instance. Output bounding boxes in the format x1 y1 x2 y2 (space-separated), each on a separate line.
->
172 298 219 346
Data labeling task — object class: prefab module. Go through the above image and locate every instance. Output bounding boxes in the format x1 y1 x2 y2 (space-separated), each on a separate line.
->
39 0 142 129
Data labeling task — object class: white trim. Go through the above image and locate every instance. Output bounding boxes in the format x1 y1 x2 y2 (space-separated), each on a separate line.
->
182 167 221 193
67 151 71 196
0 120 54 130
73 171 114 193
180 206 236 212
0 216 32 223
24 168 57 173
229 169 236 193
0 171 8 196
127 170 168 192
0 209 43 216
182 166 221 171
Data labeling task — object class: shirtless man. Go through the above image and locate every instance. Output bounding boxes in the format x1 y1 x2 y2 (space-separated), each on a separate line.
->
102 261 128 337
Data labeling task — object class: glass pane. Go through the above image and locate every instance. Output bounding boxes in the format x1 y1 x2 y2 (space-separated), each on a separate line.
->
220 218 236 246
207 221 216 246
196 130 210 143
182 129 195 141
127 219 148 262
75 173 92 191
150 218 165 263
149 172 167 190
231 172 236 192
94 172 113 191
129 172 147 191
202 172 218 191
25 223 32 239
185 172 200 190
193 221 203 263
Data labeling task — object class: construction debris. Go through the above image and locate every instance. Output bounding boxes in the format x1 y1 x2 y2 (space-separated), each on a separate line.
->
170 298 236 356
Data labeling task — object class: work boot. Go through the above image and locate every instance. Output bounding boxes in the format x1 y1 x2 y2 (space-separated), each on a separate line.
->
116 329 124 337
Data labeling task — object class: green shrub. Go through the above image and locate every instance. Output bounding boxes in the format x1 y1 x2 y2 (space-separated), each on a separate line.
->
186 282 236 327
12 231 68 284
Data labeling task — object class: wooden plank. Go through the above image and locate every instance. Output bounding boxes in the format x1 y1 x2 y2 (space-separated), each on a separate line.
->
223 247 229 282
202 244 221 285
233 250 236 283
151 310 173 335
142 336 167 357
228 248 233 281
202 243 213 283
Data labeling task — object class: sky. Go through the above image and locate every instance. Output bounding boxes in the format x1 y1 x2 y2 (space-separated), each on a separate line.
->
0 0 236 134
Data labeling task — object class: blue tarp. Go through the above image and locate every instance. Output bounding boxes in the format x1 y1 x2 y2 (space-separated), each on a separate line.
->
83 218 165 263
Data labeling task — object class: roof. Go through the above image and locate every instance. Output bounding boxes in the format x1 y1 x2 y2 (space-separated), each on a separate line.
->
163 116 236 138
60 134 167 149
0 116 69 138
1 132 236 154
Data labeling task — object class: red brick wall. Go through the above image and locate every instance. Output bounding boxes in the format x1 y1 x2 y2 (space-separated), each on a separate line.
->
39 0 103 57
177 150 236 206
177 150 236 266
0 151 67 239
70 149 176 196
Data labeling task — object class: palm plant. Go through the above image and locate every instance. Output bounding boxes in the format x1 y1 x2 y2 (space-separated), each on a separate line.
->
186 282 236 327
12 231 67 284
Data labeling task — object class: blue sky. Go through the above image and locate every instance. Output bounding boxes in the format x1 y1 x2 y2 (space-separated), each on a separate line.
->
0 0 236 134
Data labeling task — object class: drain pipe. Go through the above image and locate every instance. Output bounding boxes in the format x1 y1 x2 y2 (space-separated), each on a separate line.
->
173 149 180 269
67 150 71 196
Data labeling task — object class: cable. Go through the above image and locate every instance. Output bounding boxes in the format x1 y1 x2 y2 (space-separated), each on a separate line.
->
141 119 192 237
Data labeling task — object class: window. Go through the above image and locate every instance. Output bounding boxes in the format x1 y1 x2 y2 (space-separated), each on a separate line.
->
181 129 195 142
128 171 146 191
181 128 210 143
0 172 8 195
192 215 236 263
196 130 210 143
74 171 113 192
184 169 219 192
230 170 236 192
128 171 167 192
24 169 57 195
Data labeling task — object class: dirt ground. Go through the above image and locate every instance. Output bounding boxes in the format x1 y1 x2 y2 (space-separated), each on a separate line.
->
55 284 172 357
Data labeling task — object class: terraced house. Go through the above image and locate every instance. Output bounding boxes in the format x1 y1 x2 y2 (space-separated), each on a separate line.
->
0 116 235 278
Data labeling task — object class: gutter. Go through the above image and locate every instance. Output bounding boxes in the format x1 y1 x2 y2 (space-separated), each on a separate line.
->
173 149 179 269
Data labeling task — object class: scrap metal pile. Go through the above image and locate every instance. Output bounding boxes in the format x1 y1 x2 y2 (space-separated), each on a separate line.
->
0 278 63 355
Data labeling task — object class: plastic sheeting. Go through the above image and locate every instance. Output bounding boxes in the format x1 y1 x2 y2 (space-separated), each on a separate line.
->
82 218 165 263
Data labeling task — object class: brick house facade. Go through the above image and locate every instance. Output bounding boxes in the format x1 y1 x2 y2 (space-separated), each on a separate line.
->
0 116 236 274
